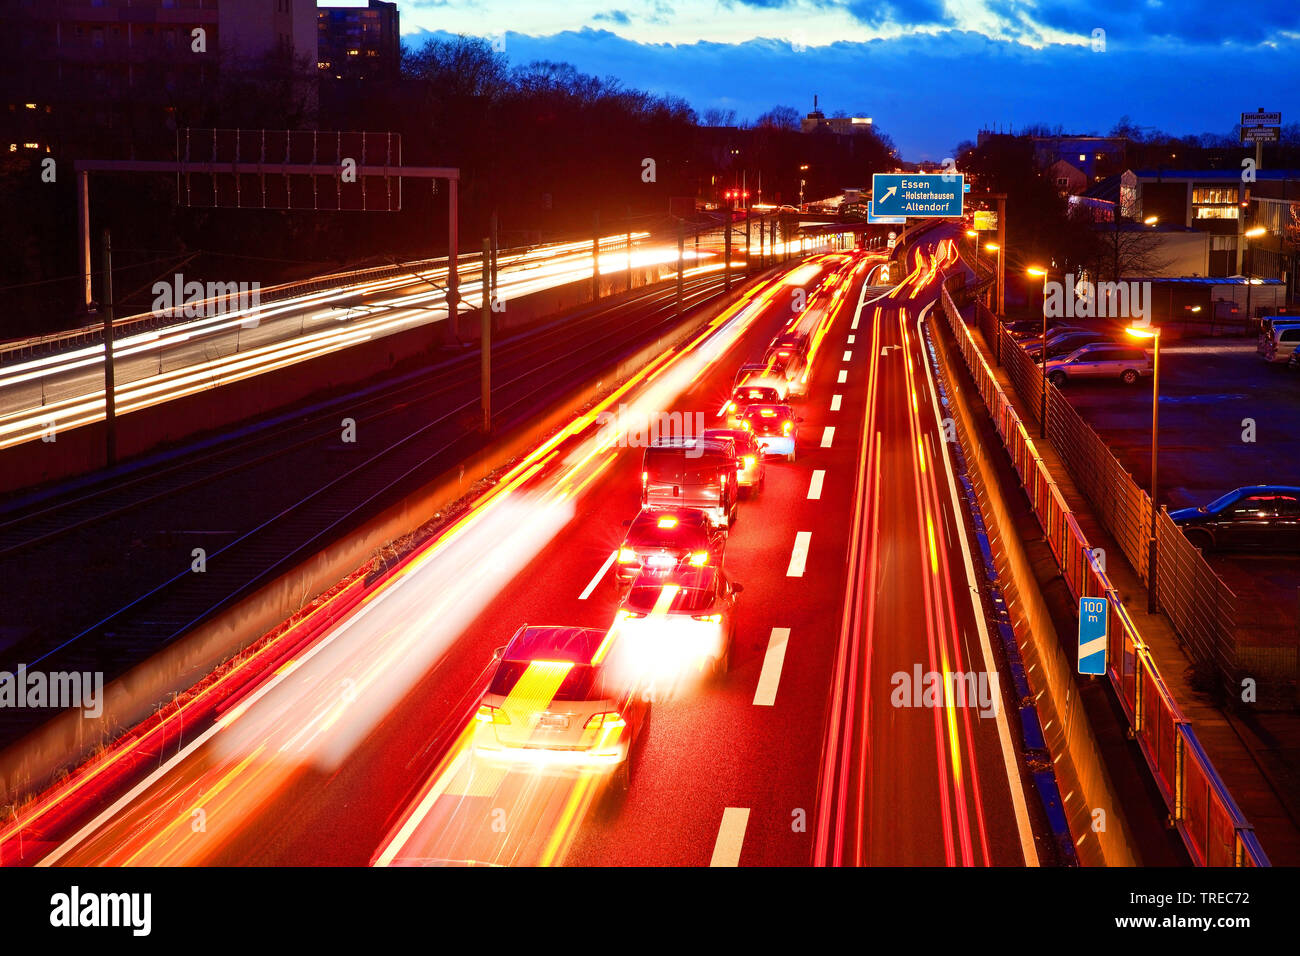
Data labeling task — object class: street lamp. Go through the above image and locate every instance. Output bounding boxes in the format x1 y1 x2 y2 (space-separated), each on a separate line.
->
986 241 1004 362
1028 266 1049 437
1244 225 1266 324
1126 324 1161 613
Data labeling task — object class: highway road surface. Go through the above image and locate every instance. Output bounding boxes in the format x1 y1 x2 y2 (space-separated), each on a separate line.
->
3 245 1047 867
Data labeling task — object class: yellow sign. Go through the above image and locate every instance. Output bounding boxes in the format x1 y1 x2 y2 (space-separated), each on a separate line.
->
974 210 998 231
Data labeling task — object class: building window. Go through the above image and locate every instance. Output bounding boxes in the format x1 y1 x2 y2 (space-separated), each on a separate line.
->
1193 185 1240 220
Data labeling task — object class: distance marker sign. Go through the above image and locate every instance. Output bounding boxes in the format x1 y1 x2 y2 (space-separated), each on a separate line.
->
872 173 965 218
1078 596 1108 675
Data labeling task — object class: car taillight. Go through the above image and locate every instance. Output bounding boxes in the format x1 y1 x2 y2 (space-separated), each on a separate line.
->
782 420 793 435
475 704 510 725
584 711 627 730
692 613 723 623
616 609 646 621
617 547 637 563
741 421 751 431
743 455 756 468
688 551 709 566
727 402 736 411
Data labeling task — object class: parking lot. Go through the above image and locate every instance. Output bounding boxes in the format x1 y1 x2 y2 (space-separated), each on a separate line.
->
1053 330 1300 648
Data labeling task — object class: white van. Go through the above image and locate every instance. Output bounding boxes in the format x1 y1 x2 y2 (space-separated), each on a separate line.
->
1261 324 1300 363
1257 317 1300 359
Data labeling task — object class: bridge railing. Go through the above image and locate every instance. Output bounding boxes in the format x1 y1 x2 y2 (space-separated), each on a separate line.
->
937 279 1268 867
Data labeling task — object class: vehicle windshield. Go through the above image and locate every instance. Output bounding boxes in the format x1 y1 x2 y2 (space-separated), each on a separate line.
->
1205 489 1243 512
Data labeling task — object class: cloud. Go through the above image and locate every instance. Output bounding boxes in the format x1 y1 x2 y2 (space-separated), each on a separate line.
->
593 10 632 25
401 23 1300 158
989 0 1300 44
846 0 954 28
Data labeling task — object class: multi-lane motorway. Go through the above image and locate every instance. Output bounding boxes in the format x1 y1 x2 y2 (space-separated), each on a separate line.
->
2 243 1051 866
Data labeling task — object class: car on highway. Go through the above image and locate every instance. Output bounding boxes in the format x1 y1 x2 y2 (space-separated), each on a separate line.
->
703 427 765 496
1028 331 1116 363
1169 486 1300 552
765 332 812 396
616 507 726 585
724 384 783 427
613 565 741 677
741 402 802 461
1044 342 1152 386
642 437 738 528
473 625 648 789
733 361 791 400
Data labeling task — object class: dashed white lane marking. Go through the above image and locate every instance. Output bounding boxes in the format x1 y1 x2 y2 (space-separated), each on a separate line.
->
579 550 618 600
754 627 792 706
710 807 751 867
842 350 853 362
837 369 848 383
830 394 842 411
807 470 825 500
821 426 835 448
787 531 812 577
847 334 856 344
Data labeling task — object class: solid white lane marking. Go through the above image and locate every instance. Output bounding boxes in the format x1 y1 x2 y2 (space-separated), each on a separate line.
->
787 531 812 576
710 807 750 867
847 334 856 344
821 426 835 448
837 369 847 383
754 628 791 706
842 350 853 362
579 550 619 600
914 300 1040 867
830 394 842 411
807 470 825 500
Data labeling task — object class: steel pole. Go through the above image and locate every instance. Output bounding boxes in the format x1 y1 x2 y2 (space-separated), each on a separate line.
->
447 176 459 339
101 229 117 466
1039 278 1048 439
481 238 491 433
1148 334 1161 612
78 170 93 311
676 221 685 320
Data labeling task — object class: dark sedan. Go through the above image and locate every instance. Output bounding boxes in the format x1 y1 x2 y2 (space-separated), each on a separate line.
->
1169 486 1300 552
1028 331 1115 363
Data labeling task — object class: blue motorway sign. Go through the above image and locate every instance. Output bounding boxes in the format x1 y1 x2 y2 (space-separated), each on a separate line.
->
1078 596 1108 675
867 201 906 224
871 173 965 218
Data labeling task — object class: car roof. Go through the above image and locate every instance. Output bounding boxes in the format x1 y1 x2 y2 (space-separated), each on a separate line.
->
649 436 731 452
1229 485 1300 496
504 625 609 664
632 506 710 528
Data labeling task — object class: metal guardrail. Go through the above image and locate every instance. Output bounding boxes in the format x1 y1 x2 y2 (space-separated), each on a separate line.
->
937 281 1268 867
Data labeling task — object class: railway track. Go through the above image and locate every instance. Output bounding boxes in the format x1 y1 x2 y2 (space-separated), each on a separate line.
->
0 271 735 744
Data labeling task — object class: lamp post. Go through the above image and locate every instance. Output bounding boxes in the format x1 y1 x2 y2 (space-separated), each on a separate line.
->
965 229 980 271
1028 266 1049 438
1126 325 1161 613
798 164 809 212
986 241 1003 363
1244 225 1266 326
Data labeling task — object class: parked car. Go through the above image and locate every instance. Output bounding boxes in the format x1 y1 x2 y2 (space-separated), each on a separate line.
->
1256 317 1300 357
1007 318 1078 341
1044 343 1151 386
1169 486 1300 552
1260 325 1300 363
1024 330 1111 361
1288 344 1300 370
